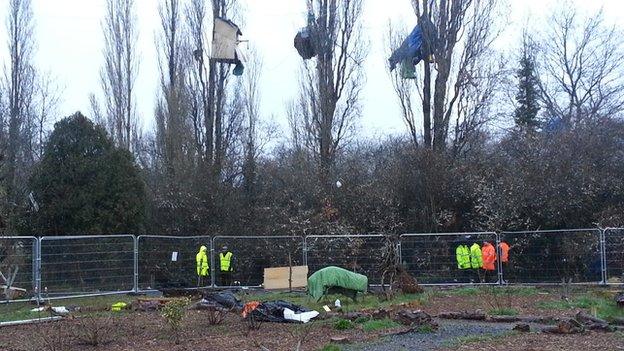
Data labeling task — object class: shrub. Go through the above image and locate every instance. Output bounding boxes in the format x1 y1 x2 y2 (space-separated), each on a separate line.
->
333 318 354 330
161 298 190 343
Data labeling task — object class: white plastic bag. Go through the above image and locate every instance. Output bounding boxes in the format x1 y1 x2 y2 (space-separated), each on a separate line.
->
283 308 319 323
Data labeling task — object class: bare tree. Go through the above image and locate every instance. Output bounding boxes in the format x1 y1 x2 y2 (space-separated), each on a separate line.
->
155 0 193 177
32 73 60 160
2 0 36 206
98 0 139 152
539 7 624 126
407 0 502 151
292 0 367 193
386 21 420 148
186 0 242 182
241 48 263 206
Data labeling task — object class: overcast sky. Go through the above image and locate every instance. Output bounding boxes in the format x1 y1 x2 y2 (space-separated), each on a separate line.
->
0 0 622 141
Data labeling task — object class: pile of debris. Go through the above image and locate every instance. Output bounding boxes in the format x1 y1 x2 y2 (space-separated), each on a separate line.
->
543 312 619 334
0 268 27 300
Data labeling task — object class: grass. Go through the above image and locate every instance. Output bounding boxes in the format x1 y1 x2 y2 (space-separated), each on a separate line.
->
318 345 342 351
489 307 519 316
440 286 540 297
536 294 624 320
360 318 401 332
0 294 134 323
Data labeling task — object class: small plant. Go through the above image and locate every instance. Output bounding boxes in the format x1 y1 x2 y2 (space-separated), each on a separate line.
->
72 314 117 346
354 316 371 324
206 307 228 325
161 298 190 343
489 308 519 316
333 318 354 330
319 344 342 351
415 324 435 333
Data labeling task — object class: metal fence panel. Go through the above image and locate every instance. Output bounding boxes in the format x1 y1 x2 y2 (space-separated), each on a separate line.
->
137 235 211 290
212 236 304 287
500 229 602 284
0 236 37 302
400 232 499 285
306 235 386 285
40 235 135 296
605 228 624 284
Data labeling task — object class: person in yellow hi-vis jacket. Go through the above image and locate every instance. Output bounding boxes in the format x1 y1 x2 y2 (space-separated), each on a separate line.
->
219 246 234 286
196 245 209 287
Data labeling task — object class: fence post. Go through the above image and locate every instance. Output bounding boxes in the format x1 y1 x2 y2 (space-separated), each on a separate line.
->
397 235 402 267
133 236 139 293
36 237 42 302
496 232 503 286
303 236 308 267
210 237 216 287
600 228 607 285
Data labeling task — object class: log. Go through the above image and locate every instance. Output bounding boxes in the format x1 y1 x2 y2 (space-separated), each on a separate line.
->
395 310 437 328
519 315 558 325
489 315 521 323
513 323 531 332
585 323 616 332
437 310 486 321
575 311 608 325
610 317 624 326
542 319 584 334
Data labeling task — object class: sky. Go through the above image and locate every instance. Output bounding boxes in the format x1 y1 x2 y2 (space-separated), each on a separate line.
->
0 0 622 141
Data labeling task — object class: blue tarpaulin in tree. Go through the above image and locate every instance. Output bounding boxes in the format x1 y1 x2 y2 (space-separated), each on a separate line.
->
389 25 424 72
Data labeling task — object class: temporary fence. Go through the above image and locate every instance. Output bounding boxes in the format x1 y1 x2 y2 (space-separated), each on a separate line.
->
1 228 624 303
499 229 603 284
305 235 386 285
212 236 304 287
605 228 624 285
400 232 499 285
137 236 211 290
0 236 37 303
39 235 135 296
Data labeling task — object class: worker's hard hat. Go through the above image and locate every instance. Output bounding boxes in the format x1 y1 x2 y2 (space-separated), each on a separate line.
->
200 245 207 251
222 245 228 250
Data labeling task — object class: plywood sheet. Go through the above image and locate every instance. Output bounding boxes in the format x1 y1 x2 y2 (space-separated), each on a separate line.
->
263 266 308 290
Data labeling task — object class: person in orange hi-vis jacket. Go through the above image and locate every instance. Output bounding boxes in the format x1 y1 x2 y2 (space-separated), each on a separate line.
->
481 241 497 272
499 241 510 264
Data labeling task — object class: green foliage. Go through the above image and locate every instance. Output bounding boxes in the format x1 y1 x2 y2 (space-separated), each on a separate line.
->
361 318 401 332
27 113 146 235
333 318 354 330
514 36 541 129
318 345 342 351
415 324 436 333
161 298 190 332
536 294 624 320
354 316 371 324
489 308 519 316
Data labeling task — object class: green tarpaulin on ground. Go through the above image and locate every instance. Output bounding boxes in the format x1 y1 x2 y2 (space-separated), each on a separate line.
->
307 266 368 301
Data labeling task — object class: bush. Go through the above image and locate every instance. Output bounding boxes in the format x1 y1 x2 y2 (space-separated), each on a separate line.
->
72 314 117 346
333 318 354 330
161 298 190 343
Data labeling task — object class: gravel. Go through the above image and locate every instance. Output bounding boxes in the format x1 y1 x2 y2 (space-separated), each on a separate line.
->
344 320 514 351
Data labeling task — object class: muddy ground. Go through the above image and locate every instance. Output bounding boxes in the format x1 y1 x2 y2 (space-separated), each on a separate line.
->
1 286 623 351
